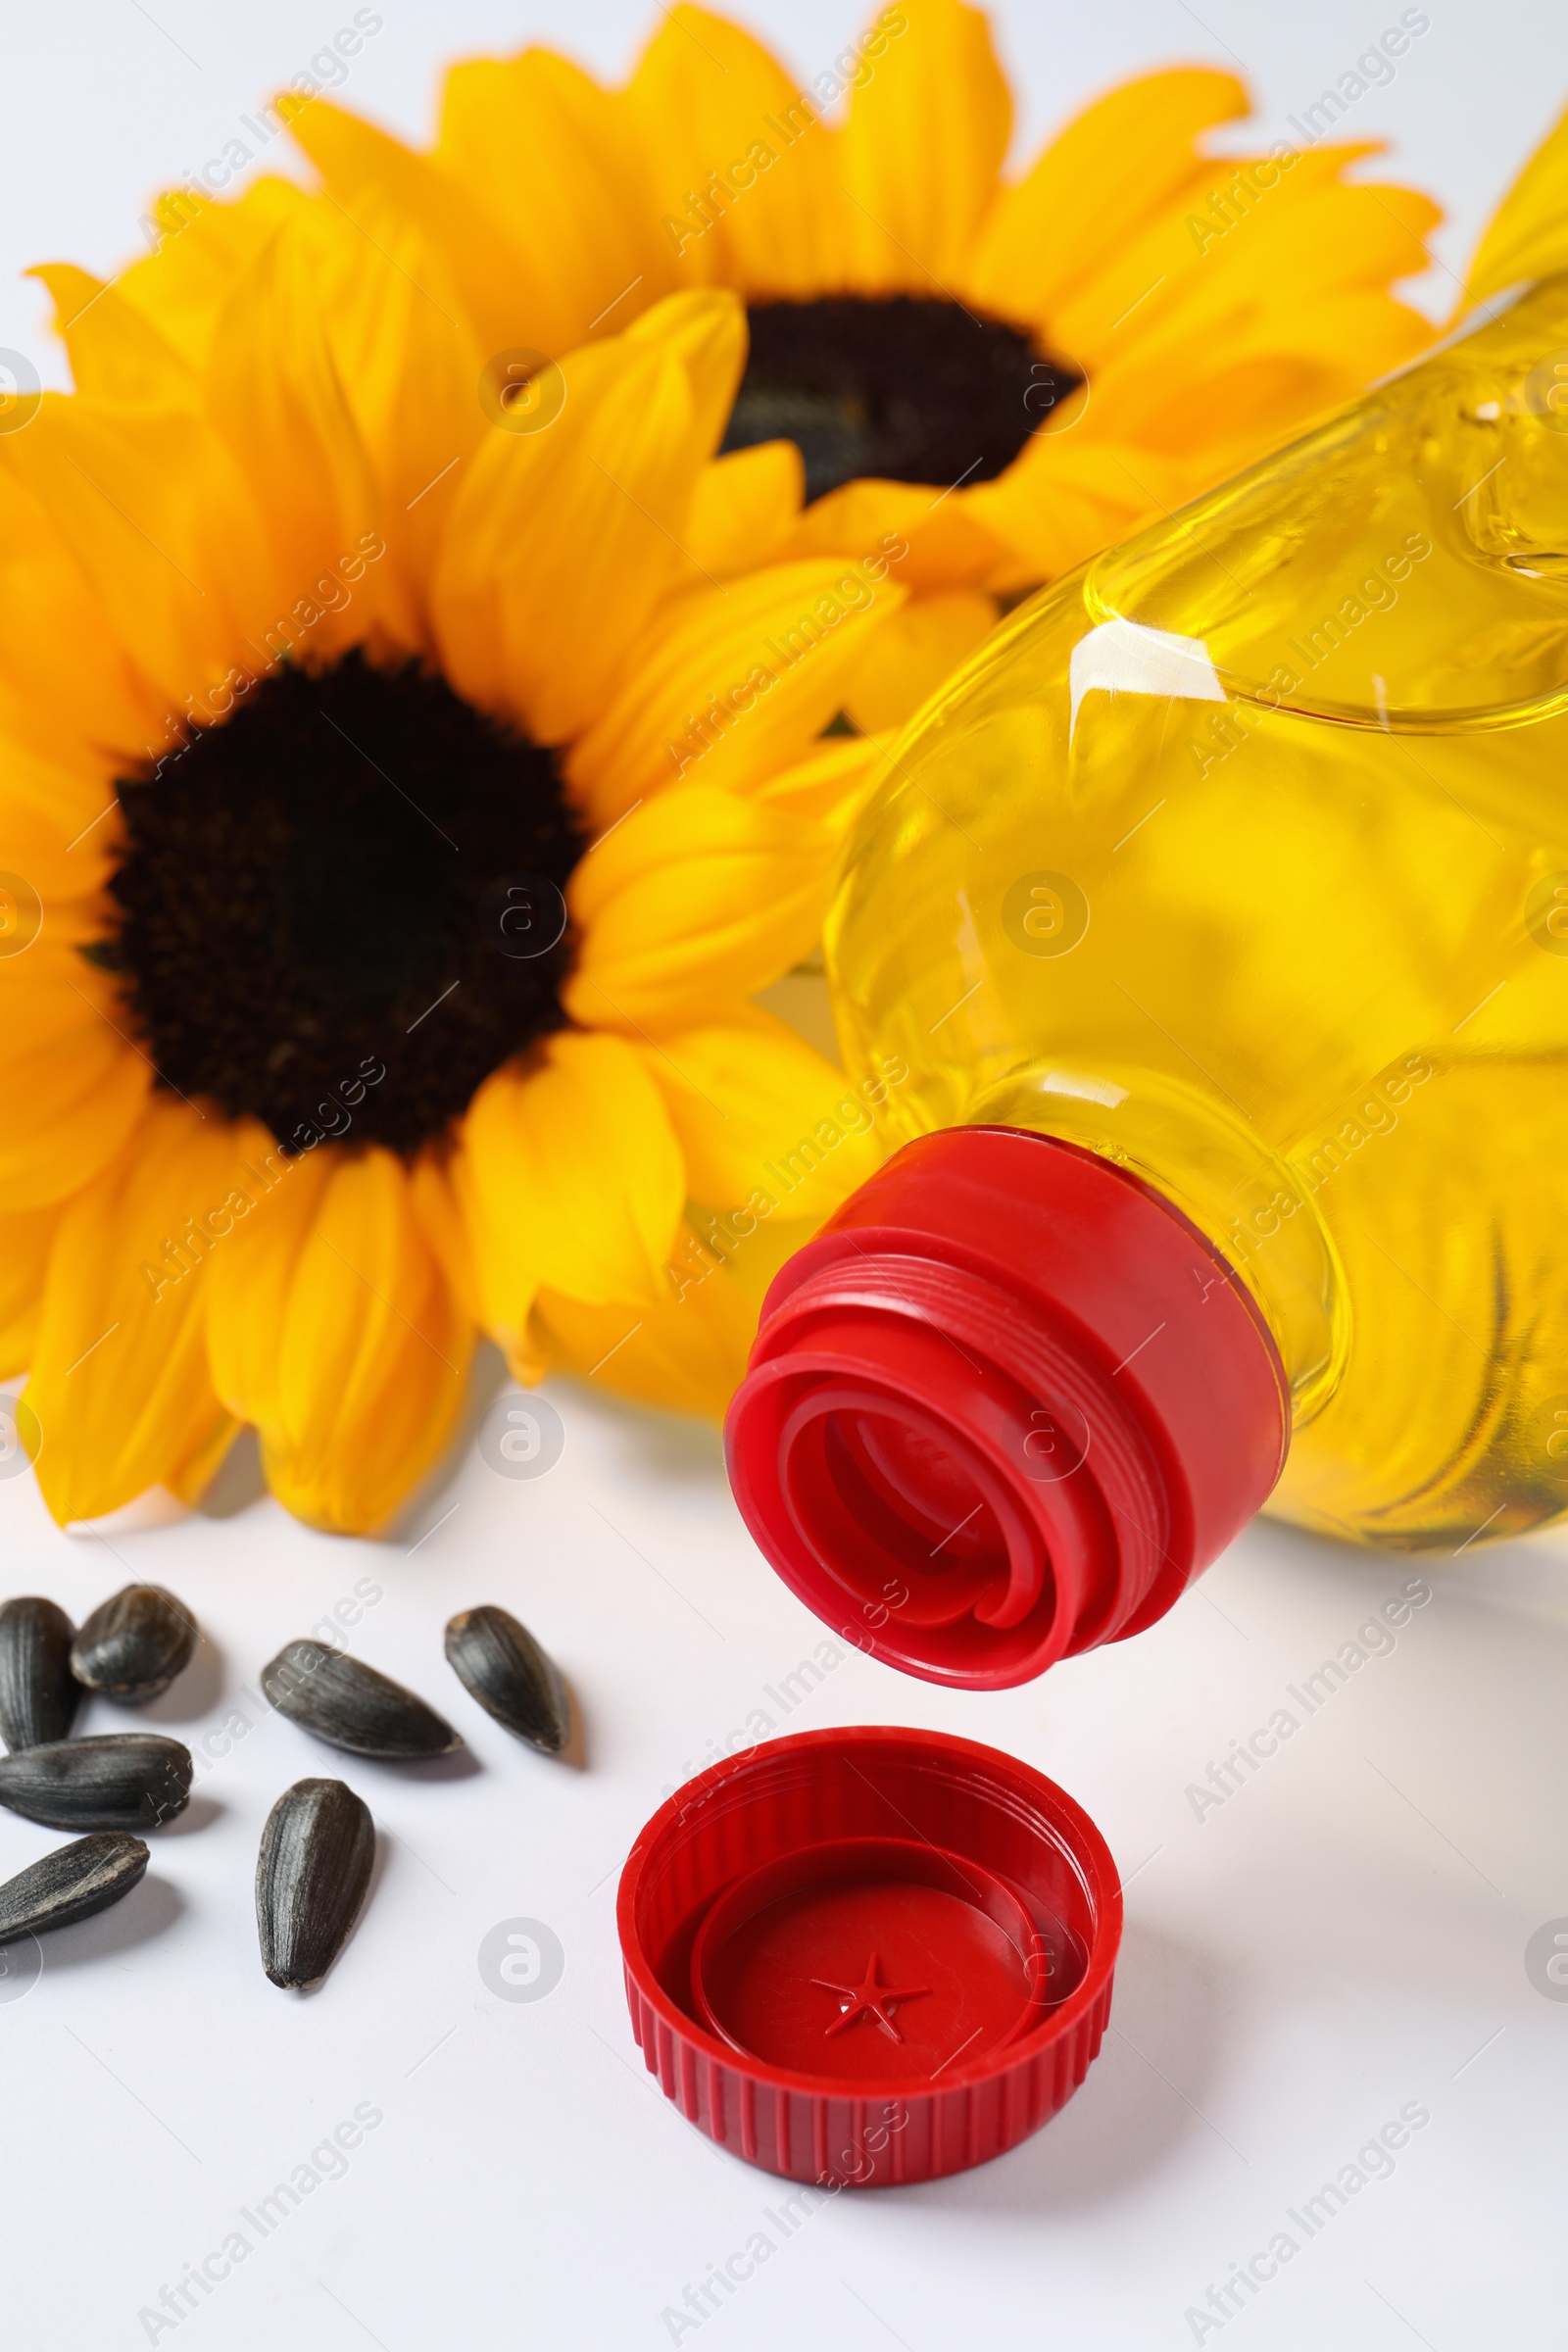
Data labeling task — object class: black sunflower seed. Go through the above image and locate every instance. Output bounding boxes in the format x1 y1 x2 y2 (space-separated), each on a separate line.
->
444 1606 570 1755
261 1641 461 1760
257 1778 375 1990
0 1734 193 1832
71 1585 198 1702
0 1833 150 1943
0 1597 80 1751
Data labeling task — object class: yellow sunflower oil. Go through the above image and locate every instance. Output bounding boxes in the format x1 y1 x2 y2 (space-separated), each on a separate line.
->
822 275 1568 1552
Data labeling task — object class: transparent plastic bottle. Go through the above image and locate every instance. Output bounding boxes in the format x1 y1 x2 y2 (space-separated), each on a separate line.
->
726 278 1568 1689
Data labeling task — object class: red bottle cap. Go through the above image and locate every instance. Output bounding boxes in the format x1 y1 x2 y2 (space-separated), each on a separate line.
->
725 1127 1288 1689
617 1725 1120 2185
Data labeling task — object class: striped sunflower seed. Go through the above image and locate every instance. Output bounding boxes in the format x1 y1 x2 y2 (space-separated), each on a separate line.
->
0 1596 79 1751
257 1778 374 1990
0 1833 149 1943
0 1733 192 1831
444 1606 570 1755
261 1641 460 1760
71 1585 197 1702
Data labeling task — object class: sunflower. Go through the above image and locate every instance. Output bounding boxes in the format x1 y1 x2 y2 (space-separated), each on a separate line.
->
277 0 1443 730
2 206 907 1534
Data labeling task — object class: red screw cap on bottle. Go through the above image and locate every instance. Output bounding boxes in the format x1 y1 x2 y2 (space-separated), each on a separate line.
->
725 1127 1289 1690
617 1726 1121 2186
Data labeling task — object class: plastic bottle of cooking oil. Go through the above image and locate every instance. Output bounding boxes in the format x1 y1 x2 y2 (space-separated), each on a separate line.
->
726 277 1568 1690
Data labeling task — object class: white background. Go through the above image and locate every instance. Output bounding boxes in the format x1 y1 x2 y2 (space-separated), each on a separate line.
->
2 3 1568 2349
3 0 1567 368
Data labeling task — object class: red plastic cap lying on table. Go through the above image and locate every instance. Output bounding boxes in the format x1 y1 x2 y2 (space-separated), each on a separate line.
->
617 1726 1121 2186
725 1127 1289 1690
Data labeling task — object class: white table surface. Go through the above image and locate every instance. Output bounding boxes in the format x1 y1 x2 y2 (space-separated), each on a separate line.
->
2 3 1566 2346
0 1369 1564 2352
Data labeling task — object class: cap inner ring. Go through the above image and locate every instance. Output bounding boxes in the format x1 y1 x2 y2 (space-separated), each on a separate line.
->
779 1380 1057 1638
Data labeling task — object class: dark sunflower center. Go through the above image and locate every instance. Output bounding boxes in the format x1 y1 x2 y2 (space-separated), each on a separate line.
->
105 652 584 1156
719 293 1079 505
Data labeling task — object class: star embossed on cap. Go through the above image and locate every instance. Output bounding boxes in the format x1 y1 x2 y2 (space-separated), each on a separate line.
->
811 1953 932 2042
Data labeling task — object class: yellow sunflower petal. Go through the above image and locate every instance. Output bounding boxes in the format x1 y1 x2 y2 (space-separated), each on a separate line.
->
0 1201 63 1380
283 96 539 360
566 555 906 825
965 70 1248 322
206 1140 471 1535
686 440 805 575
1049 163 1438 373
30 265 191 403
0 734 122 906
839 0 1011 292
964 430 1185 579
962 104 1441 590
435 1130 550 1383
640 1007 887 1224
456 1031 685 1325
430 293 739 739
1178 154 1440 321
164 1411 244 1509
0 398 282 712
749 728 892 832
840 587 994 732
775 477 1003 590
622 282 748 457
565 785 836 1030
1464 97 1568 305
533 1272 747 1421
406 1149 482 1330
438 50 675 350
1117 307 1433 468
0 473 160 757
25 1099 237 1526
534 1208 828 1420
114 176 315 368
207 227 406 661
0 946 150 1211
627 6 840 296
285 195 485 620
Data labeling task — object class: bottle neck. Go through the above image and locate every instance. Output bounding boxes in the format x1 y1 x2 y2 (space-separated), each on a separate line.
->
963 1060 1348 1427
